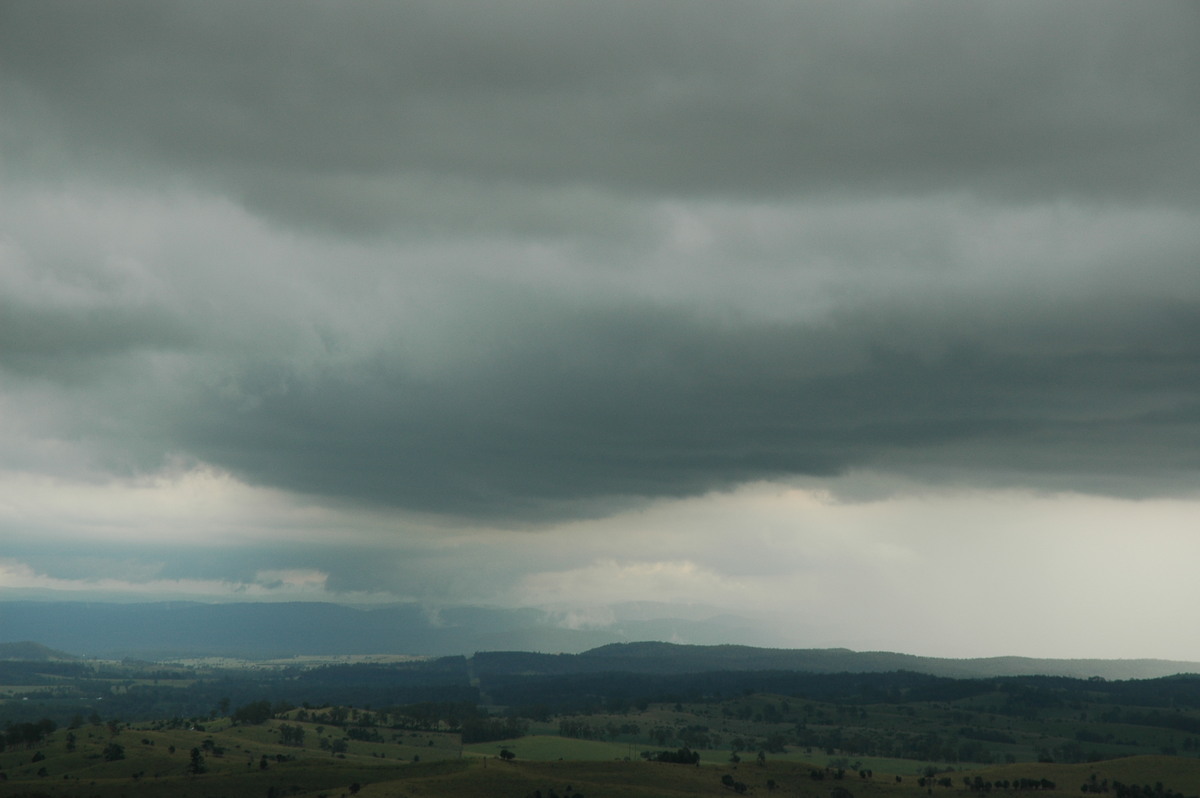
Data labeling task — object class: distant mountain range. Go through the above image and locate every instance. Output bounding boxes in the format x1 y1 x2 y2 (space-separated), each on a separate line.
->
2 600 1198 680
471 641 1200 681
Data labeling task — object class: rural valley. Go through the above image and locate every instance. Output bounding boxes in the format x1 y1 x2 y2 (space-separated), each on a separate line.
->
3 637 1199 798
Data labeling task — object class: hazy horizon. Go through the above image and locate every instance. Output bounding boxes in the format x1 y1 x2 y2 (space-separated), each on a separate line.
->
7 598 1200 673
2 2 1199 662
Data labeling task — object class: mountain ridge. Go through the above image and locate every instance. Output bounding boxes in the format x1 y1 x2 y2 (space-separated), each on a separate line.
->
473 641 1200 681
3 601 1198 680
565 641 1200 680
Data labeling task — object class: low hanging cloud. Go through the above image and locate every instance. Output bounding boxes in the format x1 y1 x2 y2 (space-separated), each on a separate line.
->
0 1 1198 524
0 558 391 603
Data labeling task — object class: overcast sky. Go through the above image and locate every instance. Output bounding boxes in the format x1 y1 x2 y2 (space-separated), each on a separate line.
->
2 1 1199 660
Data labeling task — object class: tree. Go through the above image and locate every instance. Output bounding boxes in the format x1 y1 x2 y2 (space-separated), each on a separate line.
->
232 700 273 725
651 748 701 765
188 747 207 774
499 748 516 761
103 742 125 761
7 721 54 749
279 724 306 746
319 736 348 754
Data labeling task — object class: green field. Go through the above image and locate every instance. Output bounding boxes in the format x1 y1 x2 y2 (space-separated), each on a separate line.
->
3 713 1198 798
466 734 636 761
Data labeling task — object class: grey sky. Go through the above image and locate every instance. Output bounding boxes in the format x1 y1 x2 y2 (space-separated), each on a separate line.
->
1 1 1199 658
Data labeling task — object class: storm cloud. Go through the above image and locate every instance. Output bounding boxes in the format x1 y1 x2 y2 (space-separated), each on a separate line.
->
2 2 1200 657
2 0 1199 520
4 2 1198 212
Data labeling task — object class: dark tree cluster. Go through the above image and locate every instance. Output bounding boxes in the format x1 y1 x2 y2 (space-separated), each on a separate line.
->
344 726 381 742
643 747 700 764
318 736 348 754
278 723 306 746
3 719 56 750
1108 781 1196 798
460 716 528 744
232 700 274 725
721 773 748 793
963 776 1057 792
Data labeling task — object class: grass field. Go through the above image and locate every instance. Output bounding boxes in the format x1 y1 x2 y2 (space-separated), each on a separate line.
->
4 714 1197 798
465 734 636 762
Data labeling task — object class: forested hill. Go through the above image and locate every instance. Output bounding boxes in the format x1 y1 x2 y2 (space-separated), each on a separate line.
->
0 641 76 661
472 642 1200 681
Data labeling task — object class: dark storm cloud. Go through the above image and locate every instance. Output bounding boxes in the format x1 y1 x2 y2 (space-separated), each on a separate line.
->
2 1 1199 521
0 295 191 379
2 0 1197 235
169 291 1200 518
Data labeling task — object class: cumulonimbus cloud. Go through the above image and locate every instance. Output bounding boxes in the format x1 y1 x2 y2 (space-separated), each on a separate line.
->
0 1 1197 523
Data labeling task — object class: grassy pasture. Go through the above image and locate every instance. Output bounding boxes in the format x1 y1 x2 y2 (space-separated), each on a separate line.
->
3 718 1198 798
466 733 635 761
